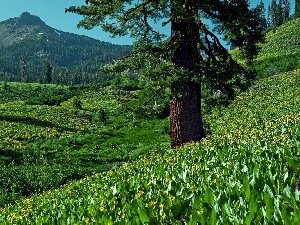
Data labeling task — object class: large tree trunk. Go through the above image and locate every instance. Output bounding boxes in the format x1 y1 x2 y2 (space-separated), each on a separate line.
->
170 4 205 148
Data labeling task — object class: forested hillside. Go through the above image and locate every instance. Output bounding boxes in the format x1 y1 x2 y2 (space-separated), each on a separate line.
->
0 12 132 84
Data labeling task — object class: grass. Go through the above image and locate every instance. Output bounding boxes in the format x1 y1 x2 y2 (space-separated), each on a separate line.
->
0 68 299 224
0 82 170 207
1 18 300 224
230 18 300 79
254 18 300 79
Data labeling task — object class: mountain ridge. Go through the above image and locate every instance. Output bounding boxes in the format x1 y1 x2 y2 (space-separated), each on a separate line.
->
1 12 54 47
0 12 132 84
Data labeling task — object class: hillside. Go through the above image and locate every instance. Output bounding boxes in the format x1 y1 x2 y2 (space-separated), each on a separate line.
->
0 81 169 207
0 67 299 223
0 14 300 225
230 18 300 79
0 12 132 84
254 18 300 78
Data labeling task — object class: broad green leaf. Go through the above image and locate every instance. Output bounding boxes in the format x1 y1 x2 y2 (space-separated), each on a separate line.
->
138 209 150 223
210 210 217 225
243 177 251 200
286 157 300 173
204 188 215 206
245 211 255 225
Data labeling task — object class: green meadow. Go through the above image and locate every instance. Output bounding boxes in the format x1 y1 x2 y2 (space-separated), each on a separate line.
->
0 82 169 207
0 18 300 225
1 67 299 225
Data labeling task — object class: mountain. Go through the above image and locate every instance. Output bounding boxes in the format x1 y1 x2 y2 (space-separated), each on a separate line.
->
0 12 132 84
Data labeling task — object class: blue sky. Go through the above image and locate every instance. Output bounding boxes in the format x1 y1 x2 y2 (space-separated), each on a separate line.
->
0 0 295 45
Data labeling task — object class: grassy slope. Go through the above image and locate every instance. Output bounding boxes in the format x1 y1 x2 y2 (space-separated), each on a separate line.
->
0 82 169 207
1 69 299 224
257 18 300 59
255 18 300 78
231 18 300 78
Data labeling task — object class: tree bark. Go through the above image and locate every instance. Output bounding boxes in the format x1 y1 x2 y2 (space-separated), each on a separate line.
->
170 3 205 148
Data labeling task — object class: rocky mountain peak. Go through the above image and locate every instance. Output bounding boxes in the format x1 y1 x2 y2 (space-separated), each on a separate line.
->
16 12 46 27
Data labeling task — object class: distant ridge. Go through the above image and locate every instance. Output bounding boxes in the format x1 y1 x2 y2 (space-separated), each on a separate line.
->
0 12 132 84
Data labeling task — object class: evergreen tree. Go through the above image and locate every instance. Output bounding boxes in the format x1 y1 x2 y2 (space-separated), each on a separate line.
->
278 0 284 24
268 0 290 29
44 61 52 84
296 0 300 18
67 0 263 148
268 0 280 28
278 0 290 22
256 0 268 30
282 0 290 20
20 57 27 82
267 4 272 27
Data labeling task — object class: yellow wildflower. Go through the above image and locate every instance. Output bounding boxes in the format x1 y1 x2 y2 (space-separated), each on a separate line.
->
83 217 89 223
169 195 175 201
135 190 144 199
150 200 157 206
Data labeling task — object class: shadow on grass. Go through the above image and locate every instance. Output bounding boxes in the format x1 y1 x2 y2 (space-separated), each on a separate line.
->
0 149 24 165
0 115 76 132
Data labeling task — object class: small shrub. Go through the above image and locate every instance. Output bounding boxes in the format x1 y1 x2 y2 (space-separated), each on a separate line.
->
73 97 82 110
92 109 108 125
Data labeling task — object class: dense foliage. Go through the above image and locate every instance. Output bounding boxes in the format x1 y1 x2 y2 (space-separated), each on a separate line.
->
0 68 299 224
253 18 300 78
0 6 299 225
0 81 169 207
67 0 264 147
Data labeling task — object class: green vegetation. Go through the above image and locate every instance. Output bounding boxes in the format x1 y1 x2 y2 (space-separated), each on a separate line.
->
1 67 299 224
68 0 264 148
1 7 300 225
253 18 300 78
0 12 132 84
0 81 169 207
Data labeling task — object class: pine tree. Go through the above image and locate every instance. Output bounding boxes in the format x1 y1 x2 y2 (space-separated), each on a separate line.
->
296 0 300 18
44 61 52 84
282 0 290 20
268 0 281 28
20 57 27 82
256 0 268 30
67 0 263 148
278 0 290 23
268 0 290 28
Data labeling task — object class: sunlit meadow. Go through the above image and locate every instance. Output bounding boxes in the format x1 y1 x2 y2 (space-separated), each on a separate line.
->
1 69 299 224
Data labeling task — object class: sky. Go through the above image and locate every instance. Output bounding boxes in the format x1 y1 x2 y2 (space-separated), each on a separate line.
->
0 0 296 46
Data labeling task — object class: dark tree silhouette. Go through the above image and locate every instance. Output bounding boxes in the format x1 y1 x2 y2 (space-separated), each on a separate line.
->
67 0 264 148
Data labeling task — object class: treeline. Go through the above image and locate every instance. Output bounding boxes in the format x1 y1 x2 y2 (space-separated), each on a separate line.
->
0 28 132 85
257 0 300 30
